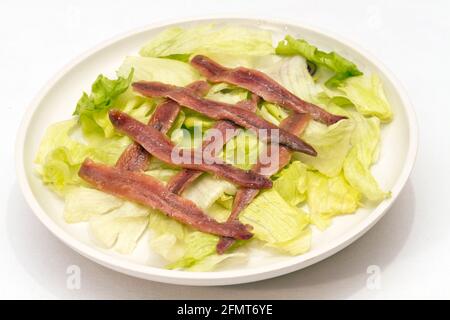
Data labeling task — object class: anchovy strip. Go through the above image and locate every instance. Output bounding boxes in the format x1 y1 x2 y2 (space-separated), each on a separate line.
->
79 159 252 239
190 55 346 125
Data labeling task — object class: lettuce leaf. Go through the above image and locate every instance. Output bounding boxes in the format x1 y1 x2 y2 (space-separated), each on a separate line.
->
239 189 311 255
74 70 134 138
140 24 274 58
296 119 354 177
343 111 389 202
64 186 123 223
117 56 200 86
273 161 308 206
221 129 264 170
338 74 393 122
148 211 187 262
343 149 388 203
89 202 150 254
166 231 219 270
182 174 236 210
204 83 249 104
35 119 130 194
307 171 360 229
276 35 363 87
263 55 321 103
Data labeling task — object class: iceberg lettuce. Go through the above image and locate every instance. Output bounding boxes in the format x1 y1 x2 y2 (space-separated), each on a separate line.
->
182 174 236 210
338 74 393 122
273 161 308 206
64 186 123 223
343 111 389 202
117 56 200 86
296 119 354 177
35 119 130 194
239 189 311 255
140 24 274 58
263 55 321 103
306 171 360 229
89 202 150 254
74 70 134 139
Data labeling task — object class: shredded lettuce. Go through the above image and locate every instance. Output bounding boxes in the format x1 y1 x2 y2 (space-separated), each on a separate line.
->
307 171 360 229
240 189 311 255
140 24 274 58
276 35 363 87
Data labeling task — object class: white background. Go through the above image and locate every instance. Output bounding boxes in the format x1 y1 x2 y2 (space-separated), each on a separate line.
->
1 0 449 299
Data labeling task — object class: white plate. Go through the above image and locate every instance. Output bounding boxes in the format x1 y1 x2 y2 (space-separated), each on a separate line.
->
16 17 417 286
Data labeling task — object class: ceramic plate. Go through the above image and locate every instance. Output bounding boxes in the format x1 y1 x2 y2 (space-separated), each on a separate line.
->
16 17 417 286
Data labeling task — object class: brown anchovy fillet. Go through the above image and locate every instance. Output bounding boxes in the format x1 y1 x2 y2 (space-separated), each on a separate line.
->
79 159 252 239
216 113 311 254
116 80 210 171
190 55 346 125
167 95 259 195
109 110 272 189
132 81 317 155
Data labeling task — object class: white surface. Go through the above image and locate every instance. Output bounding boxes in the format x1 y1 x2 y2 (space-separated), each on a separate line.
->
1 0 449 299
16 16 417 286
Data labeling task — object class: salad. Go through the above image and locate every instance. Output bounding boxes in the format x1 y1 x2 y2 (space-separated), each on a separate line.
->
35 24 392 271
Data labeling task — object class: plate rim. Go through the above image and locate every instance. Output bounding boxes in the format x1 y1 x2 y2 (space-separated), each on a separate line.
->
15 14 418 286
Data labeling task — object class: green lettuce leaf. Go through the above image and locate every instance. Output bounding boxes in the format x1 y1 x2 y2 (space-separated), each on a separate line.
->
166 231 219 270
221 129 264 170
140 24 274 58
273 161 308 206
35 119 130 194
276 35 363 87
343 111 389 202
307 171 360 229
74 70 134 138
296 119 354 177
239 189 311 255
338 74 393 122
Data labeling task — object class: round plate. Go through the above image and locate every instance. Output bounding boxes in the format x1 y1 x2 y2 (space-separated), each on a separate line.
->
16 16 417 286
